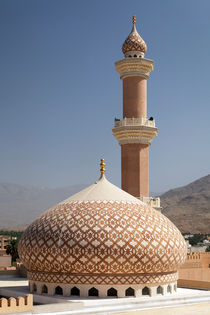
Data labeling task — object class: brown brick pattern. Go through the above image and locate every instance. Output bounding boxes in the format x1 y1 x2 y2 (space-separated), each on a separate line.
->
19 200 187 281
28 270 178 285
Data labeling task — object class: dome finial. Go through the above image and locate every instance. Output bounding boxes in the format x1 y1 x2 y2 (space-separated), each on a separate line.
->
100 159 106 174
132 15 136 25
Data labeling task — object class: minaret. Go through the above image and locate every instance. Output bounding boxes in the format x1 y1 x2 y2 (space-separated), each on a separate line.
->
113 17 159 207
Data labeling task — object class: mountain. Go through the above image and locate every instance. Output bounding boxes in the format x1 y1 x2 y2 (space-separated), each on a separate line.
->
1 175 210 233
0 183 86 230
161 174 210 234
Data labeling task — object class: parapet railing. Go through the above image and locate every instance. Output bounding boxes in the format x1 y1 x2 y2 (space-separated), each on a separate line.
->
0 294 33 314
186 252 210 260
114 117 156 128
141 196 160 208
186 253 201 260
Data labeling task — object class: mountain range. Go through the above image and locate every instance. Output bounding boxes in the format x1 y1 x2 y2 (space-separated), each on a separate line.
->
0 183 86 230
161 174 210 234
0 174 209 233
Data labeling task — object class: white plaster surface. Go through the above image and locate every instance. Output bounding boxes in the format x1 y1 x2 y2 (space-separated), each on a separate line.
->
60 174 141 203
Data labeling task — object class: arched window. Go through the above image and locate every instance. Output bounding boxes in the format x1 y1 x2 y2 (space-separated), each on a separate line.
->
142 287 150 296
42 285 48 294
33 283 37 292
55 286 63 295
71 287 80 296
167 285 171 293
125 287 135 297
107 287 117 297
157 286 163 295
88 287 99 297
134 54 137 57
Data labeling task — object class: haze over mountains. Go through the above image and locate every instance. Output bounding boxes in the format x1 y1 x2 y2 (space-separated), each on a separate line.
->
0 183 86 230
0 174 210 233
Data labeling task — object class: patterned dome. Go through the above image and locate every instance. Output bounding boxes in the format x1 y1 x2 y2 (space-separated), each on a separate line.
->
19 172 187 280
122 19 147 56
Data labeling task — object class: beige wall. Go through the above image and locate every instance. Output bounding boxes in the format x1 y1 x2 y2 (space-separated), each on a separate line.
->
0 295 33 314
178 253 210 290
180 252 210 269
0 256 11 268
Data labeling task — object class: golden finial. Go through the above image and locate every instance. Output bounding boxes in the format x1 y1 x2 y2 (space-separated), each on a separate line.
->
100 159 106 174
132 15 136 25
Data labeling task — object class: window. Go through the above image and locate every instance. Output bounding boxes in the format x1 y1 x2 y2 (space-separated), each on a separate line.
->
33 283 37 292
107 287 117 297
55 286 63 295
125 287 135 296
157 286 163 295
142 287 150 296
88 287 98 297
71 287 80 296
42 285 48 294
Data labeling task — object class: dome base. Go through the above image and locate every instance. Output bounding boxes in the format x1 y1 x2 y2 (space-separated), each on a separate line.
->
28 270 178 297
29 279 177 298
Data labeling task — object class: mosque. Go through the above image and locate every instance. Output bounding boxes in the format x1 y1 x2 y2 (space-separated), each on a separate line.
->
18 17 187 299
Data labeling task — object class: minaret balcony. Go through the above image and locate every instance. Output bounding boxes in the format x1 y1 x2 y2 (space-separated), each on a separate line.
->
112 117 158 145
114 117 156 128
140 196 162 212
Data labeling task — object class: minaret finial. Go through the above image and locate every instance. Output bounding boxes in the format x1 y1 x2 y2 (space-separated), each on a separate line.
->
132 15 136 25
100 159 106 174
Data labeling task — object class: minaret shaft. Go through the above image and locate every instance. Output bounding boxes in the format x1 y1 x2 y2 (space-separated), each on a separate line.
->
121 143 149 197
123 76 147 118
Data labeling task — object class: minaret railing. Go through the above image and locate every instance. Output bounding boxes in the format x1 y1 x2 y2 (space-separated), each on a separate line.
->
114 117 155 128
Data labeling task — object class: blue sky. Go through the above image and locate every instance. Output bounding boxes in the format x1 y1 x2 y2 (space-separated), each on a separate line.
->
0 0 210 193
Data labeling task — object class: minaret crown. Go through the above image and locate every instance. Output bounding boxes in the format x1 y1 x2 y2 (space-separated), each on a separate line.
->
122 16 147 58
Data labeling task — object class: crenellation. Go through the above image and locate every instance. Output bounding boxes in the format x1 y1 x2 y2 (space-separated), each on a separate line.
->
0 295 33 314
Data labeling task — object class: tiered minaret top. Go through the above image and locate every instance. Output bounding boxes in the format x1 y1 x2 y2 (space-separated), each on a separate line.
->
122 16 147 57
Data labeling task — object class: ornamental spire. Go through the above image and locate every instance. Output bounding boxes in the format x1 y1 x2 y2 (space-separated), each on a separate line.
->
100 159 106 174
132 15 136 25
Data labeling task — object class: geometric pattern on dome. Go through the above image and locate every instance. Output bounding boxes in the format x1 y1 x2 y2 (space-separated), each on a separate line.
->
28 270 178 285
19 201 187 275
122 25 147 55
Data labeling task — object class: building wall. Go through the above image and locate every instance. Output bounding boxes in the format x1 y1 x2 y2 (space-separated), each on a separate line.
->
178 252 210 290
180 252 210 269
0 256 11 268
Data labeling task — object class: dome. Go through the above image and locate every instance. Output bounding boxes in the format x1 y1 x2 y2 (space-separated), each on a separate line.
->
18 160 187 297
122 17 147 57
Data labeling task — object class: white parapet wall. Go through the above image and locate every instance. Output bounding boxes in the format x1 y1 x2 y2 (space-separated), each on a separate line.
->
141 196 161 211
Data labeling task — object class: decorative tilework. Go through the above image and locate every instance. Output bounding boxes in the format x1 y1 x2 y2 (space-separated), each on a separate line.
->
18 200 187 280
28 270 178 285
122 25 147 55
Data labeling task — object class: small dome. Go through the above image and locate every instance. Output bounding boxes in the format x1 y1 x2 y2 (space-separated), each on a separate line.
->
122 17 147 57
